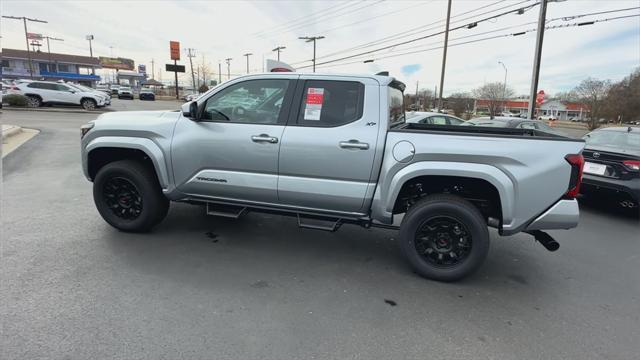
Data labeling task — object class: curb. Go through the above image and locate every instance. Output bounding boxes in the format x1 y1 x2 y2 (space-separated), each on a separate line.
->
1 106 113 114
2 125 23 140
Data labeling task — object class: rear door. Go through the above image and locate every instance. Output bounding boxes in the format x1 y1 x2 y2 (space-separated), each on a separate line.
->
277 76 380 213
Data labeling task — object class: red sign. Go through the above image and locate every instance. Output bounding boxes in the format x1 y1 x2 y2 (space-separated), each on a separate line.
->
27 32 43 40
170 41 180 60
536 90 545 105
306 88 324 104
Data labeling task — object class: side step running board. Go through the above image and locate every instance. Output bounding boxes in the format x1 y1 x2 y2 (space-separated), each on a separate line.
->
206 203 248 219
297 214 343 232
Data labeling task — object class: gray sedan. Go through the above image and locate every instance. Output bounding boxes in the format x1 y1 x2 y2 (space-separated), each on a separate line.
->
405 111 465 125
463 116 565 135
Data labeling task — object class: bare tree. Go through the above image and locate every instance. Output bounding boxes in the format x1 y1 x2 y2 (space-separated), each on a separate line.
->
447 92 474 117
472 82 514 118
573 77 611 130
602 68 640 124
553 90 579 102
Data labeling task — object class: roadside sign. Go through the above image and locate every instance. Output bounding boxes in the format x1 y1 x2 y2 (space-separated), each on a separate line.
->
536 90 545 105
27 32 43 40
138 64 146 74
170 41 180 60
99 57 135 70
165 64 185 73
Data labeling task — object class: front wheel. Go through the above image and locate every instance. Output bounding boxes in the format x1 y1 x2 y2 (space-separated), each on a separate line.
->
93 160 169 232
399 194 489 282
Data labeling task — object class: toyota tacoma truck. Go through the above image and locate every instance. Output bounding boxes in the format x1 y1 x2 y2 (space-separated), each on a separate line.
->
80 73 585 281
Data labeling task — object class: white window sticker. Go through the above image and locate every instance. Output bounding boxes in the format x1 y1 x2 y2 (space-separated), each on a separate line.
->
303 87 324 121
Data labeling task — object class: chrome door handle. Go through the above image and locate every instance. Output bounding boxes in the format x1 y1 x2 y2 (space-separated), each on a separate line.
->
251 134 278 143
339 140 369 150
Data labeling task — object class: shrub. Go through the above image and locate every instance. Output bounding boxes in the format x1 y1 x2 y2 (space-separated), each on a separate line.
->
3 94 28 107
198 84 209 93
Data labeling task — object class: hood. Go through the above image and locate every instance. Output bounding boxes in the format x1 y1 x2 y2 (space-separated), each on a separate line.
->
93 110 182 129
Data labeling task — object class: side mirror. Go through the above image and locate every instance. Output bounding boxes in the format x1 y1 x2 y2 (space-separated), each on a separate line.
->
182 101 200 120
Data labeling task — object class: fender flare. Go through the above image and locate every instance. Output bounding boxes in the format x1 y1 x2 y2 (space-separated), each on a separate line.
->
373 161 516 227
85 136 171 190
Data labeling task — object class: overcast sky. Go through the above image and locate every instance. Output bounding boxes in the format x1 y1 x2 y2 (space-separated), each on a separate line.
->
1 0 639 95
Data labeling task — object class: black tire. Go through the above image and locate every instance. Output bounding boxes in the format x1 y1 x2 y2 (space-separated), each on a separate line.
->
93 160 169 232
27 95 42 108
399 194 489 282
81 98 97 111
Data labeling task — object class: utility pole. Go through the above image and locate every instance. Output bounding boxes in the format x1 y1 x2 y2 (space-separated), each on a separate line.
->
527 0 548 119
218 61 222 84
299 36 324 72
2 15 48 79
498 61 507 111
437 0 452 110
43 36 63 72
225 58 232 80
187 48 197 92
243 52 252 74
415 81 419 109
151 59 155 79
272 46 286 61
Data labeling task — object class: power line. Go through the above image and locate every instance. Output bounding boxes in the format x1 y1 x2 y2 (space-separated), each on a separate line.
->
254 1 367 37
308 13 640 71
261 0 385 38
309 0 518 62
297 1 540 69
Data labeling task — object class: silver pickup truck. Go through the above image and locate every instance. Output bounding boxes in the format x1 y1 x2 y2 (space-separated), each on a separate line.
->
81 73 585 281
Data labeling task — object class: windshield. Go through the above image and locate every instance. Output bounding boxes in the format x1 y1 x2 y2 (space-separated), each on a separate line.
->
461 119 508 127
584 130 640 151
388 86 404 128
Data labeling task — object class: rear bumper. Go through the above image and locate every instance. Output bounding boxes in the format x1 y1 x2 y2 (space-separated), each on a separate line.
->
525 199 580 231
581 174 640 203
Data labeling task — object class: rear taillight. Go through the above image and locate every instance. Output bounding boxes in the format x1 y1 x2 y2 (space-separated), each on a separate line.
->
564 154 584 199
623 160 640 171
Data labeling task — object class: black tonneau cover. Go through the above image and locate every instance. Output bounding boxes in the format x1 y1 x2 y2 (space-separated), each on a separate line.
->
395 123 584 142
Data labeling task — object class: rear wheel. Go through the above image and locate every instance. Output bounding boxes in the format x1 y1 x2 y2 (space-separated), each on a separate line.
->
82 98 96 110
93 160 169 232
399 194 489 282
27 95 42 108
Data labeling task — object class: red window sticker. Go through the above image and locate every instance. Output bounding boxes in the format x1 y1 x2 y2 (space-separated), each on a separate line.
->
304 88 324 120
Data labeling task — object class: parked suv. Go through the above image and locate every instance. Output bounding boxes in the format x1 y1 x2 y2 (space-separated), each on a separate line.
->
117 86 134 100
15 80 107 110
66 83 111 106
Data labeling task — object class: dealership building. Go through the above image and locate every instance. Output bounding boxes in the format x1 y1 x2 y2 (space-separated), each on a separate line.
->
474 99 590 121
1 48 101 85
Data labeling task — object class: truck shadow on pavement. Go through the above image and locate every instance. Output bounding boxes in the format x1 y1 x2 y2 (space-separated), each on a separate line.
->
101 202 565 302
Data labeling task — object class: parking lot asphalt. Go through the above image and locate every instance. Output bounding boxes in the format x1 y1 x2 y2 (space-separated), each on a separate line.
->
1 104 638 360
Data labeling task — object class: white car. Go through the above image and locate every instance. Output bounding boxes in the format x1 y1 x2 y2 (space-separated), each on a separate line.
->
117 87 134 100
15 80 107 110
538 114 558 121
406 111 465 125
66 83 111 106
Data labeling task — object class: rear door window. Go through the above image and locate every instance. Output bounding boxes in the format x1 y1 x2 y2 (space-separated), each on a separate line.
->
388 86 404 127
296 80 364 127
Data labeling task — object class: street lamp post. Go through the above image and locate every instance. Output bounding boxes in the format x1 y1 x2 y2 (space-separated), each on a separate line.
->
2 15 48 79
243 53 252 74
86 35 95 75
225 58 232 80
272 46 286 61
298 36 324 72
498 60 508 111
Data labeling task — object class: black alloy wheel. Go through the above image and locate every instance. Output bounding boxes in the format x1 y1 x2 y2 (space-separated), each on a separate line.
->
102 177 143 220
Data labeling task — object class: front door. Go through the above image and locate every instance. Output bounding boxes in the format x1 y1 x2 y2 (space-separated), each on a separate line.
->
171 77 296 204
278 77 380 213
